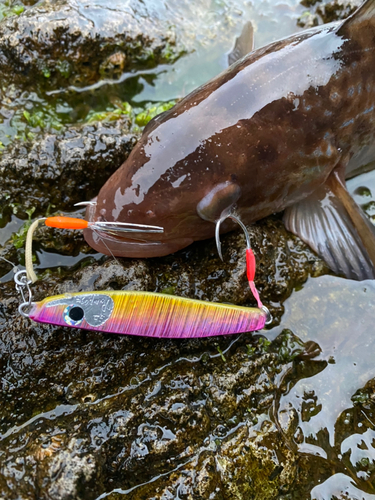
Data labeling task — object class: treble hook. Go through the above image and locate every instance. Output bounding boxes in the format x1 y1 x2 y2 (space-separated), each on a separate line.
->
215 214 272 324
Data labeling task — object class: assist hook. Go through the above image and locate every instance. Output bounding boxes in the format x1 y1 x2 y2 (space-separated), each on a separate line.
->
215 214 272 324
215 214 250 261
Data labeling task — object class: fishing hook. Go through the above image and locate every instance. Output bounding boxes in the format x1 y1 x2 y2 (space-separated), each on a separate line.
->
215 213 250 261
74 201 97 207
215 213 272 324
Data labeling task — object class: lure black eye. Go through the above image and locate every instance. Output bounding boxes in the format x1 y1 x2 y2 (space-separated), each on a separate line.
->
63 304 85 326
69 306 84 321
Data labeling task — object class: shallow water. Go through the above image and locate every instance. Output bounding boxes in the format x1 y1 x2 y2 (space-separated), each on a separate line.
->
44 0 306 103
130 0 305 102
0 0 305 149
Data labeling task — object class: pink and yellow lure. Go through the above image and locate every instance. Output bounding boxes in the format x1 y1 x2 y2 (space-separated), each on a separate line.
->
18 214 270 338
29 290 267 338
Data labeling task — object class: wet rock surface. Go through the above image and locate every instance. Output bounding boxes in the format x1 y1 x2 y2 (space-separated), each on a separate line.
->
0 221 328 499
0 294 297 499
297 0 361 27
0 0 183 90
3 260 375 498
0 116 138 219
0 261 305 499
270 277 375 497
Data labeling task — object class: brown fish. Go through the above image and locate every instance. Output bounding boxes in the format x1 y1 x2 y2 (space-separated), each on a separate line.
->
84 0 375 280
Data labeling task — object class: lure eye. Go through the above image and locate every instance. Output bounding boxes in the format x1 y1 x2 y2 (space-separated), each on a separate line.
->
64 305 85 326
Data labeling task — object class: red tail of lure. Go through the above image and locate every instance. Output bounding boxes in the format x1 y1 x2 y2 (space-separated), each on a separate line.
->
17 212 271 337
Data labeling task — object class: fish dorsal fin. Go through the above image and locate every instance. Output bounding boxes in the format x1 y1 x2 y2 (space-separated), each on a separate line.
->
283 169 375 280
228 22 254 66
336 0 375 35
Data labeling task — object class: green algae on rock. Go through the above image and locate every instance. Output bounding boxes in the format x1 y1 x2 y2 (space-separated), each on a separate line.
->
0 2 24 21
84 100 176 129
134 101 176 127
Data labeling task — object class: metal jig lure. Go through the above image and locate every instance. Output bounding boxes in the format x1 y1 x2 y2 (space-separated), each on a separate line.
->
9 213 271 338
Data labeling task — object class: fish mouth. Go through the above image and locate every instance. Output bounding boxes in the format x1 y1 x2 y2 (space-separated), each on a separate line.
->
83 226 194 258
83 204 193 258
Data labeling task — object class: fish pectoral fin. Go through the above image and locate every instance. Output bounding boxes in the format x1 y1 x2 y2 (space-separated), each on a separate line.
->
283 169 375 280
228 21 254 66
197 180 241 222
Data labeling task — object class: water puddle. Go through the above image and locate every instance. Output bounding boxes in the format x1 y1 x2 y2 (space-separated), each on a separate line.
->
0 215 24 246
267 275 375 496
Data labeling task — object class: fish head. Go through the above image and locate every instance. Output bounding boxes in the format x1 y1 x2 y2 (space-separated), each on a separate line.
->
83 107 242 258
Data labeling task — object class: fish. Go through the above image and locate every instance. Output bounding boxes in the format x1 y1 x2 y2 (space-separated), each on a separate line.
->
28 290 267 338
83 0 375 280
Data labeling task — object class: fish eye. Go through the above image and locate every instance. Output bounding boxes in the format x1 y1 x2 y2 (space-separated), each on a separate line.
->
63 305 85 326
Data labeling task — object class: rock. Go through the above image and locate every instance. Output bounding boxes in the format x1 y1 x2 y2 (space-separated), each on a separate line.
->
0 275 302 499
298 0 362 25
268 277 375 497
0 116 138 219
0 0 184 90
300 0 320 6
316 0 362 23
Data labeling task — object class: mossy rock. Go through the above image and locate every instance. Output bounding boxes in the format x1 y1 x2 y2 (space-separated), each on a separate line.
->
0 0 185 90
